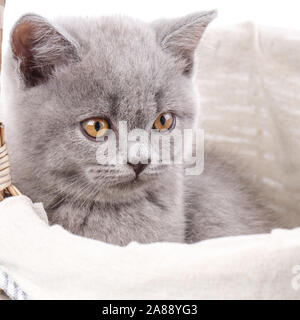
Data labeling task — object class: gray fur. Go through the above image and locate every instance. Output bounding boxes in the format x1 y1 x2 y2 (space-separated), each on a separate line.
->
2 12 282 246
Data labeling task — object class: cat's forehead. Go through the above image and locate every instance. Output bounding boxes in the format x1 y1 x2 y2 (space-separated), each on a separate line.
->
54 17 177 125
60 17 172 92
62 17 164 66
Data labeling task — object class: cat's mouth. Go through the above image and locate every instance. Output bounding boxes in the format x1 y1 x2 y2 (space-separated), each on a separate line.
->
110 174 149 189
84 163 163 191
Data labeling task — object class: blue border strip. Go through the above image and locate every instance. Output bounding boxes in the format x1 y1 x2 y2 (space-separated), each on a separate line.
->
0 269 28 300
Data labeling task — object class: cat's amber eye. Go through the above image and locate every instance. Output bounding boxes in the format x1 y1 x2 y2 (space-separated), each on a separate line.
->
153 112 175 132
81 118 109 139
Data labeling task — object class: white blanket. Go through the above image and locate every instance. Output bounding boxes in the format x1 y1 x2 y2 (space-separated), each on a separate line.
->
196 22 300 228
0 195 299 300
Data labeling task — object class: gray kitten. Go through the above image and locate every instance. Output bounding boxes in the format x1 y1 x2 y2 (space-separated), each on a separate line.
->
2 11 281 245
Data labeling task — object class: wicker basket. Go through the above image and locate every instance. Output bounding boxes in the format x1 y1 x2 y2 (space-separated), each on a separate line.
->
0 0 21 200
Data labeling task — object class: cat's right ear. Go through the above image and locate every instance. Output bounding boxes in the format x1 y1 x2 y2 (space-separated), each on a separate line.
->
152 11 216 76
10 14 80 88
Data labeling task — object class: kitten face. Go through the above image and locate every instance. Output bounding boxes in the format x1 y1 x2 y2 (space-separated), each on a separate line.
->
3 12 215 203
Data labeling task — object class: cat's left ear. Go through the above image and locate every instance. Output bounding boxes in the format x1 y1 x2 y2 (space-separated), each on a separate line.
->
10 14 80 88
152 11 217 75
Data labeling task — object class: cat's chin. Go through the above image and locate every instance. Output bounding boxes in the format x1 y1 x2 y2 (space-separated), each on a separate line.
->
81 175 154 203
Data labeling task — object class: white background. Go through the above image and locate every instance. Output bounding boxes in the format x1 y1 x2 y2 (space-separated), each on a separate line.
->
4 0 300 29
3 0 300 62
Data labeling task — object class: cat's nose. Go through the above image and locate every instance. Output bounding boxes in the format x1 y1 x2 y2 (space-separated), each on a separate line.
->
127 141 149 176
128 163 147 176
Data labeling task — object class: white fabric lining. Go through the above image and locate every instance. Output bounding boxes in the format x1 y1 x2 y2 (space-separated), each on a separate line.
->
197 21 300 228
0 195 299 300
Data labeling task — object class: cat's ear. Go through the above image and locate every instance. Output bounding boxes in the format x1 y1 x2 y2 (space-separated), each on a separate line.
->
152 11 216 75
10 14 80 88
